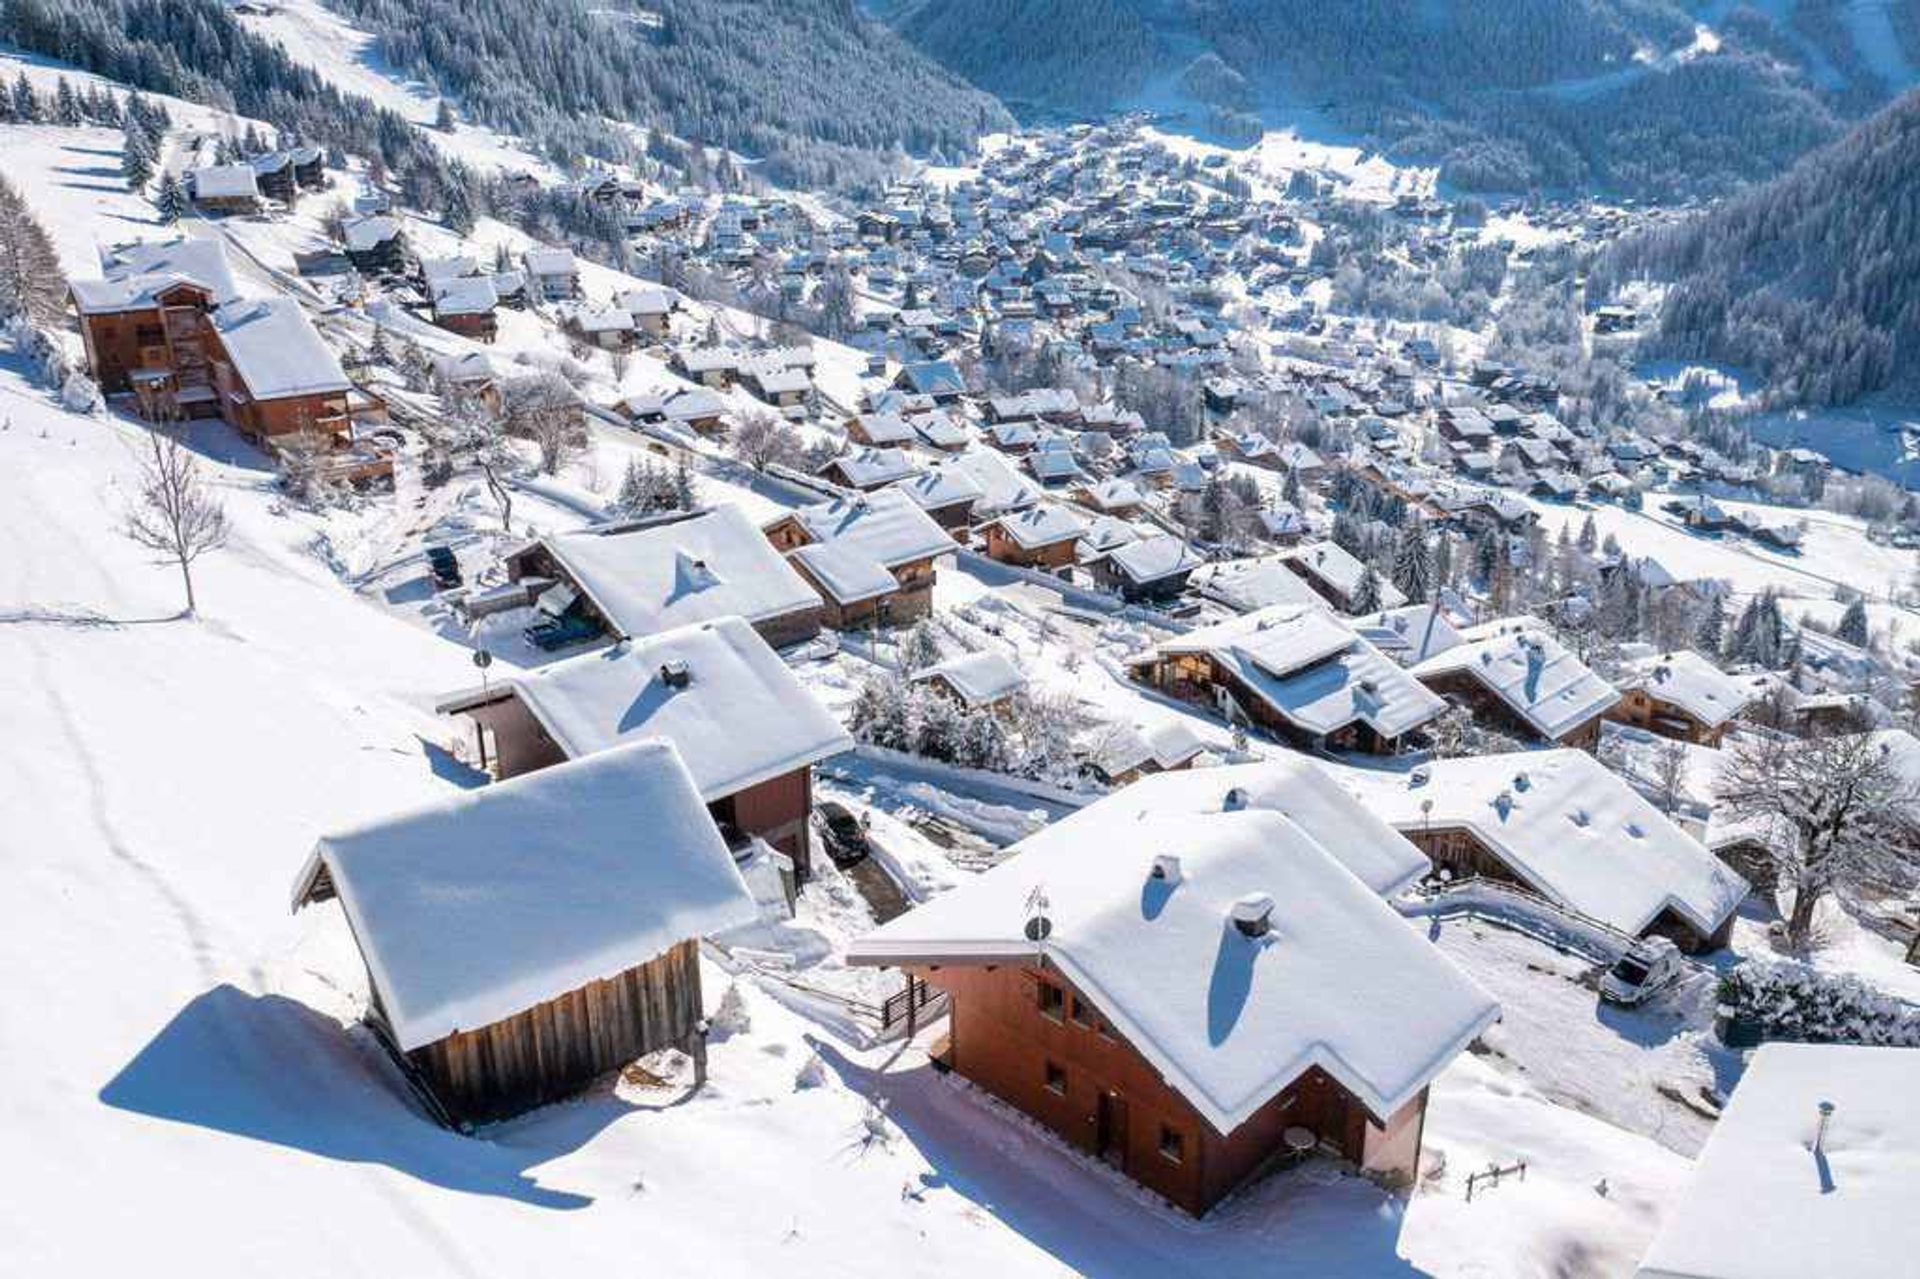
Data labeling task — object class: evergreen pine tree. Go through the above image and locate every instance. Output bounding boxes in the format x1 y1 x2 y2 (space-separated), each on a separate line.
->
435 99 456 132
0 176 70 326
122 124 154 191
367 324 394 366
13 75 42 124
1390 514 1435 602
1352 567 1384 614
1695 593 1727 656
1282 465 1303 507
1836 596 1870 648
54 78 81 127
154 172 187 224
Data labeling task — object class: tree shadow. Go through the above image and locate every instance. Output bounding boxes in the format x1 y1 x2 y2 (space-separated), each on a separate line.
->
56 162 124 179
60 181 128 194
100 985 612 1209
0 607 184 628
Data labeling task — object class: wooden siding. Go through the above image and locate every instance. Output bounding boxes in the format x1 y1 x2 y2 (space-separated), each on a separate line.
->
407 938 703 1126
916 962 1425 1216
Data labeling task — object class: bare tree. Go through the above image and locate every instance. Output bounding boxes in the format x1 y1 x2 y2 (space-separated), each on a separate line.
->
1650 737 1691 815
123 429 229 616
729 409 805 471
1717 731 1920 950
500 372 583 475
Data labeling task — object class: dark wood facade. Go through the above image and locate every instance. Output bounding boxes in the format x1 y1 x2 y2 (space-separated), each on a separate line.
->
1605 688 1728 747
1417 668 1605 750
984 522 1078 570
453 691 818 880
912 962 1427 1215
398 938 705 1126
1129 650 1404 754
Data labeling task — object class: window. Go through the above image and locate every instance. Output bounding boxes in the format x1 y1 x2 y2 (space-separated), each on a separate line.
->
1069 994 1093 1028
1044 1060 1068 1096
1036 980 1064 1022
1159 1125 1185 1164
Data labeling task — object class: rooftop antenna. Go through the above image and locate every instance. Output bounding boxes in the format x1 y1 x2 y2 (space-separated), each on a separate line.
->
472 646 493 698
1023 883 1052 950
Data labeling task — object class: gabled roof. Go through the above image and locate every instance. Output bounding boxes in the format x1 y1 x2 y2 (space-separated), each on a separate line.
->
1411 623 1620 740
894 465 984 513
826 447 919 489
294 740 758 1051
1145 607 1447 742
911 650 1025 707
1637 1044 1920 1279
72 238 240 314
991 504 1085 549
210 298 351 400
1339 750 1748 938
788 542 899 605
532 506 819 638
849 797 1497 1134
936 448 1041 516
1089 719 1207 779
1279 541 1408 610
1618 650 1752 730
1106 534 1202 584
778 489 955 568
438 616 851 801
1193 555 1328 613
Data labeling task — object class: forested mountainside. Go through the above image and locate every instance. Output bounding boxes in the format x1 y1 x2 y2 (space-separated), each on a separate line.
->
883 0 1920 199
332 0 1012 182
0 0 1012 185
1602 88 1920 409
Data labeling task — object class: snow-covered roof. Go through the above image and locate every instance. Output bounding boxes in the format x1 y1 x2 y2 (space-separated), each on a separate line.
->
1411 623 1620 740
1192 555 1328 614
991 504 1085 549
534 505 820 638
848 412 917 446
522 246 578 276
298 739 758 1052
1106 534 1202 584
911 650 1025 708
1279 542 1409 610
1619 650 1752 731
780 489 955 569
894 466 984 513
934 448 1040 516
1353 604 1465 666
432 275 499 316
343 216 401 252
1149 607 1447 742
190 163 259 200
787 542 898 605
1339 750 1748 938
1081 478 1144 511
1637 1044 1920 1279
210 298 351 400
910 411 971 449
1089 719 1207 780
73 238 240 313
826 447 919 489
848 794 1497 1133
441 616 851 801
618 285 675 315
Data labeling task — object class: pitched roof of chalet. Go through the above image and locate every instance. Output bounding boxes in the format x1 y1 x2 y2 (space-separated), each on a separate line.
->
1278 541 1409 610
1088 719 1207 779
1353 604 1466 666
910 650 1025 708
528 505 820 639
849 789 1497 1133
934 448 1041 516
437 616 851 801
1617 650 1752 730
190 163 259 199
990 504 1085 549
779 489 956 568
825 447 919 489
72 238 241 313
293 739 758 1052
1411 621 1620 740
1105 534 1202 584
787 542 900 605
209 297 352 400
1338 750 1748 938
893 465 985 513
1637 1044 1920 1279
432 275 499 316
1192 555 1328 613
1141 606 1447 743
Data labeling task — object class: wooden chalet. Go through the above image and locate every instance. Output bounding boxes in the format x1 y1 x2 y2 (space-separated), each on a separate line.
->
1410 622 1619 750
1604 650 1752 747
763 490 953 627
437 616 852 881
290 740 759 1126
983 506 1084 570
848 768 1498 1215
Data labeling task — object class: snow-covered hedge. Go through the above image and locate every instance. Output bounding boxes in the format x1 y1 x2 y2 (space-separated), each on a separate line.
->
1719 962 1920 1048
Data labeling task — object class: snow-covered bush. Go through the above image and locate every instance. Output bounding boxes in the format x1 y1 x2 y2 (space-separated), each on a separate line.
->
848 676 1079 780
707 981 751 1041
60 370 101 415
1718 963 1920 1047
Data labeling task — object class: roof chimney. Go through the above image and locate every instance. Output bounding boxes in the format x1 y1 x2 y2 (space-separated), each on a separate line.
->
660 659 692 689
1231 892 1275 938
1813 1100 1836 1156
1223 787 1249 811
1150 854 1182 884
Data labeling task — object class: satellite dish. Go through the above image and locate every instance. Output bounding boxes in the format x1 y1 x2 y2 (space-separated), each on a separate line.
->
473 648 493 669
1024 915 1053 942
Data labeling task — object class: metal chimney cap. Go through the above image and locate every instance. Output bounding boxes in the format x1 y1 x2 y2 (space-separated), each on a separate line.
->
1231 892 1275 937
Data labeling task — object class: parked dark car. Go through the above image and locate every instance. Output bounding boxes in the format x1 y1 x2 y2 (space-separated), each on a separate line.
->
817 800 871 866
425 544 463 591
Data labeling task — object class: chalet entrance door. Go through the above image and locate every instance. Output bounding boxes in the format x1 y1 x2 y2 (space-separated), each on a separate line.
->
1095 1091 1128 1171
